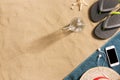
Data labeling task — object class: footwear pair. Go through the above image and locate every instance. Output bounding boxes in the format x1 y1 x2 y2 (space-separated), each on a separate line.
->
89 0 120 39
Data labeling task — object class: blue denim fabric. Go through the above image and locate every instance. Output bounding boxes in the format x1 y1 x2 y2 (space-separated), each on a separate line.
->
64 32 120 80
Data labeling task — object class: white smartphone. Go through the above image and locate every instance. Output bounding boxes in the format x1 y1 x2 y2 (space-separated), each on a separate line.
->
105 45 119 67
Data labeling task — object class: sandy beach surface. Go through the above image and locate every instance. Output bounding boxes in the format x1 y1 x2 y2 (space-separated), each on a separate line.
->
0 0 117 80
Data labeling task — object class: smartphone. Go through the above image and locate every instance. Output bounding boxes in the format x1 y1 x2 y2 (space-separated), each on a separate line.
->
105 45 119 67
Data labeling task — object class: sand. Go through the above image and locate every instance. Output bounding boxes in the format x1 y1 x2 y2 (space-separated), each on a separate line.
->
0 0 115 80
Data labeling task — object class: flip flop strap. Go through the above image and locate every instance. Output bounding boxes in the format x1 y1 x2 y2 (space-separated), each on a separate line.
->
110 12 120 15
119 0 120 3
103 13 120 30
99 0 119 12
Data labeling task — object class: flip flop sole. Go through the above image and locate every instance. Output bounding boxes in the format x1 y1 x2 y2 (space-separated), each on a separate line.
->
99 0 119 12
89 2 109 22
103 14 120 29
94 22 118 39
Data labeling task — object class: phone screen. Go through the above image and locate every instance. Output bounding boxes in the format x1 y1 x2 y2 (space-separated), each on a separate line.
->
107 48 118 64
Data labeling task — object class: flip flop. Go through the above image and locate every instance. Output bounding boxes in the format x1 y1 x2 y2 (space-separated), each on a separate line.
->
99 0 119 12
89 0 119 22
94 10 120 39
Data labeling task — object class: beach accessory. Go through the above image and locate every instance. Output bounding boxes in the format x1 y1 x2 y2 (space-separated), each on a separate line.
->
111 11 120 15
71 0 88 11
80 67 120 80
89 0 119 22
94 9 120 39
64 32 120 80
97 48 107 66
63 17 85 32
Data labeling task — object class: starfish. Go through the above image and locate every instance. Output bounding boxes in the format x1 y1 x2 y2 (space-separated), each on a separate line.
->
71 0 88 11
